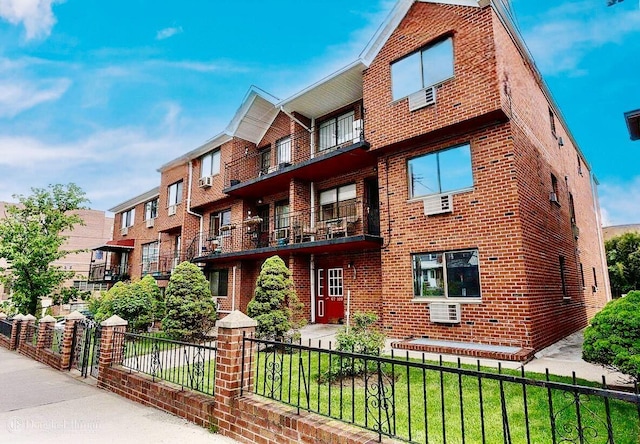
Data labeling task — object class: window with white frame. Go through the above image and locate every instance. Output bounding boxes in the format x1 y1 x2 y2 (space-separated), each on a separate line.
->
201 150 221 177
168 181 183 207
276 137 291 165
391 37 454 101
318 111 355 152
274 201 290 239
328 268 343 297
412 249 480 298
121 208 135 228
319 184 357 220
210 209 232 237
408 144 473 199
145 199 158 220
141 242 159 274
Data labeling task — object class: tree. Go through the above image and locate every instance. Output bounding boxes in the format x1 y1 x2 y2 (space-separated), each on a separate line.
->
605 232 640 297
163 262 216 340
0 184 88 315
247 255 305 341
583 290 640 381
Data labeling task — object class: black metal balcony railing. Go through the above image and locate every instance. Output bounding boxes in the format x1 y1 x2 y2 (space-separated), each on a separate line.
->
141 254 182 278
186 201 380 260
88 263 131 283
223 115 365 189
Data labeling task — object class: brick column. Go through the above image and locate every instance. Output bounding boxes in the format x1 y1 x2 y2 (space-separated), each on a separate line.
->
214 311 257 433
37 315 56 351
98 315 128 376
60 311 86 370
9 314 23 350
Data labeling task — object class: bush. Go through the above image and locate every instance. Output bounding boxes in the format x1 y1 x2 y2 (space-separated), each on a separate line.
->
162 262 216 340
583 290 640 380
605 232 640 297
247 255 305 341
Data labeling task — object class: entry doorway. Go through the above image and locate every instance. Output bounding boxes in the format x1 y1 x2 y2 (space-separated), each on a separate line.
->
316 266 345 324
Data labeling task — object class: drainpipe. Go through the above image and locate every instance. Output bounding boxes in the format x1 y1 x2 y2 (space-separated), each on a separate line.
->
310 117 316 160
187 161 204 254
310 254 316 323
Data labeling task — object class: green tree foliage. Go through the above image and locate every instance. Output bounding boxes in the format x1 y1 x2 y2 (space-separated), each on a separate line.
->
163 262 216 340
247 255 305 341
605 232 640 297
0 184 88 315
583 290 640 380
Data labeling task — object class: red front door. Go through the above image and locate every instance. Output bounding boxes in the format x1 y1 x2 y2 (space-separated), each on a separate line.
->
316 267 345 324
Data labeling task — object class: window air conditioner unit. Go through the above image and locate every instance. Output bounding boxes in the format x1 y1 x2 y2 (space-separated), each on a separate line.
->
198 176 213 188
120 227 128 236
429 302 461 324
352 119 363 143
168 205 177 216
549 192 559 204
408 86 436 112
423 194 453 216
146 218 155 229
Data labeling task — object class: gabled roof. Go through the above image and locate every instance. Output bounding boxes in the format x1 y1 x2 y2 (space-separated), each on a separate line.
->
108 187 159 213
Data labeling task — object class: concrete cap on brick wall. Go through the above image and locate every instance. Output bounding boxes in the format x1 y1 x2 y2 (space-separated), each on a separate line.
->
0 313 6 319
65 311 86 321
101 315 128 327
39 315 57 324
216 311 258 329
23 314 36 322
13 314 25 321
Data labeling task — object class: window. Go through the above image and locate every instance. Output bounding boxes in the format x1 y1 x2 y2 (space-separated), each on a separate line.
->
121 208 135 228
580 263 585 288
208 269 229 297
201 150 221 177
168 181 183 206
145 199 158 220
210 209 232 237
328 268 343 297
549 107 557 137
408 144 473 199
141 242 159 274
391 37 454 101
319 184 357 220
276 137 291 165
577 155 583 176
569 193 576 224
592 267 598 288
259 147 271 175
275 201 290 238
559 256 568 298
551 174 559 203
318 111 355 152
412 249 480 298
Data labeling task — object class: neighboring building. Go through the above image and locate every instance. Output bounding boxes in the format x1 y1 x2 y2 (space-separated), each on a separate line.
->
603 224 640 242
624 109 640 141
102 0 610 359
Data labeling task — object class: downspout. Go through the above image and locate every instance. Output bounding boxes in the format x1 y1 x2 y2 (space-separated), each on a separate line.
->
187 161 204 255
310 117 316 160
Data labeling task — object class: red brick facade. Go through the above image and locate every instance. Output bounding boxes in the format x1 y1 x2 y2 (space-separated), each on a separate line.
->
102 1 610 357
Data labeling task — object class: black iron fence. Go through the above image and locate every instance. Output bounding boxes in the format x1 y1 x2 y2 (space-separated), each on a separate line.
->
51 328 63 355
141 254 180 279
111 331 217 396
88 263 130 283
70 319 101 378
0 319 12 338
25 323 39 347
242 336 640 444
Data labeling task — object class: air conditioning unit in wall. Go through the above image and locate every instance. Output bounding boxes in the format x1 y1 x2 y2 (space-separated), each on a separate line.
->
408 86 436 112
120 227 128 236
198 176 213 188
429 303 461 324
168 205 177 216
549 192 559 204
146 218 155 229
423 194 453 216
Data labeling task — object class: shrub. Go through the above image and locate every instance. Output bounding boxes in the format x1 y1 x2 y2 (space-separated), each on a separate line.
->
247 255 305 341
605 232 640 297
583 290 640 381
163 262 216 340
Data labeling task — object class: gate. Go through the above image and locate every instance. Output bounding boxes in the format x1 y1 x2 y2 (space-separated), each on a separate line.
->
70 319 102 378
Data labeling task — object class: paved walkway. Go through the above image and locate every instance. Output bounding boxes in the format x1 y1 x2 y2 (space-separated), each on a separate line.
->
0 347 240 444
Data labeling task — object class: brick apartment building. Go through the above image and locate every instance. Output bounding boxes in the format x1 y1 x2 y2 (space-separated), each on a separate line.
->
92 0 611 358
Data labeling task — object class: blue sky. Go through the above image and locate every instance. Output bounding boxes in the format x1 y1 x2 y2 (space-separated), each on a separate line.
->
0 0 638 226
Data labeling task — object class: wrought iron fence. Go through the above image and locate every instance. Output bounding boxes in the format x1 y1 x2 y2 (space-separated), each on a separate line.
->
111 331 217 396
242 336 640 444
25 323 39 347
70 319 101 378
51 327 63 355
0 319 12 338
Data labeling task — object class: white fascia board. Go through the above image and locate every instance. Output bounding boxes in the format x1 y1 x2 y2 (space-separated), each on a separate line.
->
157 132 233 173
226 86 279 136
108 187 160 213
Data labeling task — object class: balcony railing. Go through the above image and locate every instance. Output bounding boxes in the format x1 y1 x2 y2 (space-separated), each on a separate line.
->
141 254 182 278
88 263 131 283
223 116 365 189
186 200 380 260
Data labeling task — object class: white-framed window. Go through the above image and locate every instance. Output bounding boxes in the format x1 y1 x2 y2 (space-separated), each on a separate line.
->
276 137 291 165
319 184 357 220
168 181 183 206
208 269 229 297
141 241 159 274
201 150 221 177
275 201 290 239
412 249 480 299
328 268 343 297
391 37 454 101
318 111 355 152
121 208 135 228
145 199 158 220
408 143 473 199
210 209 232 237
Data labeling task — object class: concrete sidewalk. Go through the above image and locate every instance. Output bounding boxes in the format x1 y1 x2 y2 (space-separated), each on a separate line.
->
0 347 240 444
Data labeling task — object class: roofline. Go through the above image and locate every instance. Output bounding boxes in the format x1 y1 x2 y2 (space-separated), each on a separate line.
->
624 108 640 141
157 132 233 172
108 187 160 213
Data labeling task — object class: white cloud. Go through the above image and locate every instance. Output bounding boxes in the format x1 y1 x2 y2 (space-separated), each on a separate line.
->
0 77 70 117
156 26 183 41
0 0 61 40
599 176 640 226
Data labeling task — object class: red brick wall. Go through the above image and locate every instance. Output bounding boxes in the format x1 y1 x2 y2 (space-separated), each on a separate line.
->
156 164 188 233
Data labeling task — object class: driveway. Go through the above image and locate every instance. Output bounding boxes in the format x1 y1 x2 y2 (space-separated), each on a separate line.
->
0 347 240 444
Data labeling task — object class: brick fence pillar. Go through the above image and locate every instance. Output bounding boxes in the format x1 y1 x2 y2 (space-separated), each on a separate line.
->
97 315 128 382
60 311 86 370
9 314 24 350
37 315 56 351
214 311 257 433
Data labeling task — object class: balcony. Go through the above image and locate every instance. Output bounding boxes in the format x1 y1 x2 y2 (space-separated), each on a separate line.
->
223 116 374 199
141 254 182 280
88 263 130 283
187 201 382 262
